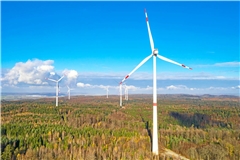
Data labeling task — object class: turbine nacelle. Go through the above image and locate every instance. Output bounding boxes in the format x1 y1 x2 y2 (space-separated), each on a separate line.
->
153 49 158 56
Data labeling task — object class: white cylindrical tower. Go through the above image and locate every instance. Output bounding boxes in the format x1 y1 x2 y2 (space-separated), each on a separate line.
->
152 54 158 155
56 83 58 106
120 84 122 106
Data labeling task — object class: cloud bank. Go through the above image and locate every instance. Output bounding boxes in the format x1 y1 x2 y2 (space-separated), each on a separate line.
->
1 59 79 88
2 59 54 85
1 59 239 96
214 62 240 67
196 61 240 68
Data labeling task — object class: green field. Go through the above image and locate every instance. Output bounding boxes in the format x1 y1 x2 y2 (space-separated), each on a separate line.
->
1 95 240 160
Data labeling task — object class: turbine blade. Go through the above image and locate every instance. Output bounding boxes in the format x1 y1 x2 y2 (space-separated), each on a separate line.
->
47 78 57 82
120 54 152 84
58 75 65 82
157 54 192 70
145 9 154 52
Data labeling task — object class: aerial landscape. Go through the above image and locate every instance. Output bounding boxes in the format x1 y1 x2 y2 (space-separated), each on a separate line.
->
1 1 239 160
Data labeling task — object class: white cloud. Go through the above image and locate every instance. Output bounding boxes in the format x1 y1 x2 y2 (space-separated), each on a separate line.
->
98 85 107 89
166 85 178 90
197 61 240 68
208 86 228 90
146 85 153 90
1 59 239 96
85 84 91 87
50 72 55 75
232 85 240 89
2 83 19 88
77 83 120 90
69 69 239 81
166 85 188 90
2 59 54 85
126 85 138 91
34 79 42 85
76 82 85 87
62 69 79 87
1 59 80 90
75 83 140 96
42 82 48 85
74 82 238 96
63 69 78 80
77 82 91 88
215 76 225 79
214 62 240 67
189 72 237 80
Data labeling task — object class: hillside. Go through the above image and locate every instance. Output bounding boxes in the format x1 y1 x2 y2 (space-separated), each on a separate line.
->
1 95 240 159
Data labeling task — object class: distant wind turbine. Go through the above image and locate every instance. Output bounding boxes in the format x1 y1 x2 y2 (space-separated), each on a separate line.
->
119 9 192 155
123 83 128 101
106 86 109 98
46 75 64 106
67 85 73 100
119 84 122 107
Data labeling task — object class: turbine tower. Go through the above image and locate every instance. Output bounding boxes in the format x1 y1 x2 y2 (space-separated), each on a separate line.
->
67 85 73 100
106 86 109 98
119 84 122 107
126 87 128 101
120 9 192 155
124 83 128 101
47 75 64 106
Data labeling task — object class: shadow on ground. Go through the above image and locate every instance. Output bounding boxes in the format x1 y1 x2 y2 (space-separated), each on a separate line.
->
170 112 229 128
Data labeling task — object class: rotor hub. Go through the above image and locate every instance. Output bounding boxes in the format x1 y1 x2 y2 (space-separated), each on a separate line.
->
153 49 158 56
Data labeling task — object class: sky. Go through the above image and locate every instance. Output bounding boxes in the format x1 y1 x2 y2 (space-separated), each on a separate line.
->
1 1 239 97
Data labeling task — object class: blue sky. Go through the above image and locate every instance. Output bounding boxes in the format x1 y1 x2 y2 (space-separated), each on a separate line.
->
1 1 239 96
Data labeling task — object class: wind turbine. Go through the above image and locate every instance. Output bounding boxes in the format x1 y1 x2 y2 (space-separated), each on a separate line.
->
67 85 73 100
119 84 122 107
46 75 65 106
106 86 109 98
124 83 128 101
119 9 192 155
126 87 128 101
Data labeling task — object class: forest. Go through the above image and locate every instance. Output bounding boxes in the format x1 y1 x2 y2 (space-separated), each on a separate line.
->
1 94 240 160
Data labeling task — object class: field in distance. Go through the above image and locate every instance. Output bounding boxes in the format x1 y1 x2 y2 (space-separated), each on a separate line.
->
1 94 240 160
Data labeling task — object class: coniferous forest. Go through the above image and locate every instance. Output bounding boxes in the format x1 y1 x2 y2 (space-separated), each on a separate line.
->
1 94 240 160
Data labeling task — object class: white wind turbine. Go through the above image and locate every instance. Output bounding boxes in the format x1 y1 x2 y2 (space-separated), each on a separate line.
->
46 75 65 106
119 84 122 107
106 86 109 98
120 9 192 155
124 83 128 101
67 85 73 100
